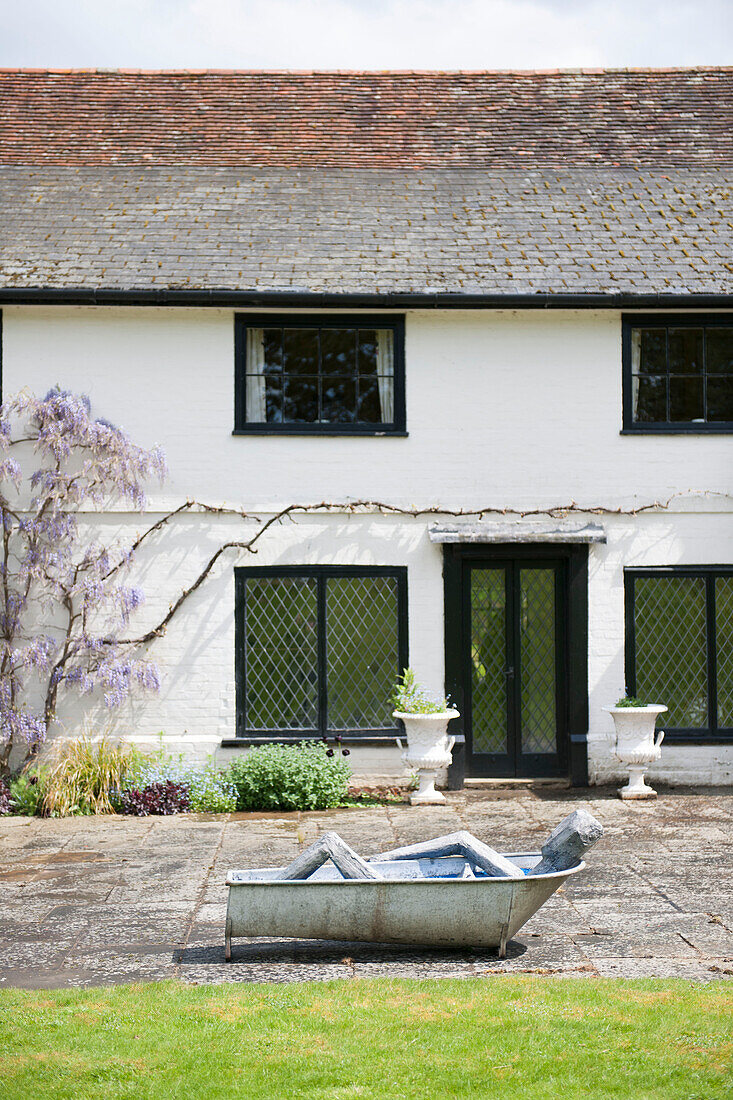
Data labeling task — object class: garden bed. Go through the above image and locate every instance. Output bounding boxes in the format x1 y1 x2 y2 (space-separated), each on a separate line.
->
0 739 368 818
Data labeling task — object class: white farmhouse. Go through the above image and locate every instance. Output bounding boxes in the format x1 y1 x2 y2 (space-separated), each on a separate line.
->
1 68 731 787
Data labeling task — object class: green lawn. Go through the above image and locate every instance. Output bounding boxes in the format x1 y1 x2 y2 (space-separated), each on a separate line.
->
1 978 730 1099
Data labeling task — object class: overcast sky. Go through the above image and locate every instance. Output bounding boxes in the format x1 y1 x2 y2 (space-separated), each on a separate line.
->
2 0 731 70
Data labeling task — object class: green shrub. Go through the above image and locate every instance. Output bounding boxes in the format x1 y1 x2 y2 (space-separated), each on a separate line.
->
228 743 351 812
9 772 46 816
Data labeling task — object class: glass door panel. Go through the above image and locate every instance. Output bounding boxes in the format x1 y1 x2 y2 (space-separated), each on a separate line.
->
519 567 558 755
716 576 733 728
470 567 508 755
465 558 565 777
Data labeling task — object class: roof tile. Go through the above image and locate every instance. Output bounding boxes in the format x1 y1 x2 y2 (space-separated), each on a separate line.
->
0 165 730 295
0 68 731 169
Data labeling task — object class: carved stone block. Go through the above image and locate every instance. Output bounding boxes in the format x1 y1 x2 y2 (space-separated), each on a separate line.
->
530 809 604 875
278 831 382 881
372 831 521 877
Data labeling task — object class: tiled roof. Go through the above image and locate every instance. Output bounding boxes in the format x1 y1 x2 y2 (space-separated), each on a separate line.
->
1 166 730 296
1 68 732 169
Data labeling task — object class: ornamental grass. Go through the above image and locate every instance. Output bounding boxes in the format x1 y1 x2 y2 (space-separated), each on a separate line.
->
41 736 141 817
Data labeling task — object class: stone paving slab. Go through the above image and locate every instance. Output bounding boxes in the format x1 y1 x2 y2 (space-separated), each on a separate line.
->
0 788 731 988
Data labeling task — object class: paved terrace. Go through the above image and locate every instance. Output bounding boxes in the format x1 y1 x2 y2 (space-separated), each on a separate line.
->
1 789 731 988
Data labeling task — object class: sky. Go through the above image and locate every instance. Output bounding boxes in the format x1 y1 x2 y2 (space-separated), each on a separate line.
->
2 0 731 70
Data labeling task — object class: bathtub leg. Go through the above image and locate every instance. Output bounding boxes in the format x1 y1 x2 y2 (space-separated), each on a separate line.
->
498 926 508 959
225 917 232 962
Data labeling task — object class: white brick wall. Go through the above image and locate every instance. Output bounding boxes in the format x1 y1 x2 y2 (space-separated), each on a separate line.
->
4 305 732 784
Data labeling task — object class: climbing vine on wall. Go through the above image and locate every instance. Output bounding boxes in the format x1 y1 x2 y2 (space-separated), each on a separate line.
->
0 388 165 770
0 386 721 772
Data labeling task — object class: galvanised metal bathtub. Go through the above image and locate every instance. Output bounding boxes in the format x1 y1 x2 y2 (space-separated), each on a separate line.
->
225 853 585 960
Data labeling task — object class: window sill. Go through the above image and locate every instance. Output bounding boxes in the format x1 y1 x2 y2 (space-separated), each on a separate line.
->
221 734 466 748
651 734 733 745
232 428 409 437
225 735 399 749
620 427 733 435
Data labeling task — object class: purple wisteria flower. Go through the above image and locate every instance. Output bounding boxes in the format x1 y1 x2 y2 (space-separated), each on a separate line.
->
0 387 167 771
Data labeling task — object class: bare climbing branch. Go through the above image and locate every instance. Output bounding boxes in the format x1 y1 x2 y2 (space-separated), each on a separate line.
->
109 490 722 648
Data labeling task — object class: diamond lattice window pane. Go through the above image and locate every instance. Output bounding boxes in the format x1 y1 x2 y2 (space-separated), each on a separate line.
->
326 577 400 730
520 568 557 755
244 577 318 730
716 576 733 728
635 576 708 728
470 568 507 754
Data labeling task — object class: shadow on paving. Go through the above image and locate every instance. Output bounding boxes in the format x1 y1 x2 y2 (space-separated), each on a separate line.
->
177 939 528 966
530 784 733 802
0 789 731 986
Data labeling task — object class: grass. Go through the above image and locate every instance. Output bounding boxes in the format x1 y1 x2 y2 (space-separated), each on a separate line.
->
339 792 408 807
0 978 730 1099
41 736 141 817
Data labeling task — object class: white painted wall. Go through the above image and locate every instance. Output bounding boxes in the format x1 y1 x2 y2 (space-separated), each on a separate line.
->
5 306 730 509
4 306 732 784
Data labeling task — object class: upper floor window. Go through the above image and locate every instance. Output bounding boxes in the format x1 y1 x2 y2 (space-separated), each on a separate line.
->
234 315 405 434
622 315 733 432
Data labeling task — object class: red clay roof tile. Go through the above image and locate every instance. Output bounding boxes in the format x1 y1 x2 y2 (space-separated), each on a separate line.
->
1 68 731 168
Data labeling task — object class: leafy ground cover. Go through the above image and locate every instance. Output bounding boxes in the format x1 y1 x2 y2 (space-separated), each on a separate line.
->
0 978 730 1099
1 739 359 817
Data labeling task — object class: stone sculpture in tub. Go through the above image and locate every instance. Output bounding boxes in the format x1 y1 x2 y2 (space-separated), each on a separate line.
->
225 809 603 960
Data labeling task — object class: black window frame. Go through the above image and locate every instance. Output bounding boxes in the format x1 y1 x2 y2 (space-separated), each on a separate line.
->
622 313 733 433
233 565 409 742
234 314 406 435
625 565 733 743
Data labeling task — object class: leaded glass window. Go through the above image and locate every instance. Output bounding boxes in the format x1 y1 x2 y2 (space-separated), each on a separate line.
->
470 567 507 755
235 567 407 736
519 567 558 755
625 568 733 739
623 316 733 431
235 315 405 434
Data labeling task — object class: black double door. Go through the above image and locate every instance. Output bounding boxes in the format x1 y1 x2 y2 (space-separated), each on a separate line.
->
445 549 580 779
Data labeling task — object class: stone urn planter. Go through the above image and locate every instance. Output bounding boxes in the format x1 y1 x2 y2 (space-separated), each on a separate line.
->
394 709 460 805
604 703 667 800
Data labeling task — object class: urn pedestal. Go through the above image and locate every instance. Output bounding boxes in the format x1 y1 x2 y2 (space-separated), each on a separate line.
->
394 710 460 805
604 705 667 800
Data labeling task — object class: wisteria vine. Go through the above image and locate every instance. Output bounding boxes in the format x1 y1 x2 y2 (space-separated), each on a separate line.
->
0 388 166 771
1 386 716 775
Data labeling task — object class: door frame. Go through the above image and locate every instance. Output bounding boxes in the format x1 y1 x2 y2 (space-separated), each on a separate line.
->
460 555 567 779
443 543 589 787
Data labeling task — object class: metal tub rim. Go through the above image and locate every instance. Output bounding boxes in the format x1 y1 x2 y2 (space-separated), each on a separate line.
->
225 852 586 886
